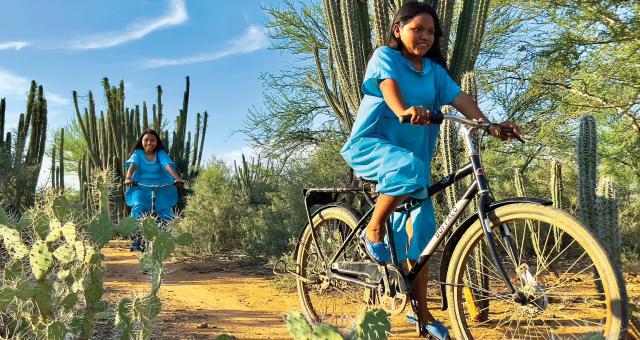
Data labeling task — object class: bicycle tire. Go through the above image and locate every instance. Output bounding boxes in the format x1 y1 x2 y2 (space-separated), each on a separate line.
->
446 203 628 339
296 204 372 331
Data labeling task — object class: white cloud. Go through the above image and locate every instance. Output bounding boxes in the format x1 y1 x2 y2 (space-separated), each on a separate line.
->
46 92 70 106
143 26 268 68
219 146 257 167
0 41 29 50
66 0 187 49
0 68 30 97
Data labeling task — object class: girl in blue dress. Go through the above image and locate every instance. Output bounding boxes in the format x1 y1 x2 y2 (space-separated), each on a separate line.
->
340 2 521 338
124 129 184 249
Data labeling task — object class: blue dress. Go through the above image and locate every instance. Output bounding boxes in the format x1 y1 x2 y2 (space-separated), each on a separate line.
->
124 149 178 221
340 46 461 262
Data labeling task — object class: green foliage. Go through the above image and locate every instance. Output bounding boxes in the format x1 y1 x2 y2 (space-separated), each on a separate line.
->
177 142 350 258
286 309 390 340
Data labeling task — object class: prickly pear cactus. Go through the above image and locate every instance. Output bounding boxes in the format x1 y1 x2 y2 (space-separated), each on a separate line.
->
52 243 76 264
29 240 54 280
286 310 314 339
350 309 391 340
0 224 29 259
152 231 175 262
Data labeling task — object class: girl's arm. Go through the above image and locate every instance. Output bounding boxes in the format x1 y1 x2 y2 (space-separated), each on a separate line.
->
164 164 184 187
379 78 433 125
124 164 136 186
451 92 522 140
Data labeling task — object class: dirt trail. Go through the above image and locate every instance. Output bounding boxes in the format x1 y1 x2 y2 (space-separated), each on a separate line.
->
102 246 428 339
102 245 640 339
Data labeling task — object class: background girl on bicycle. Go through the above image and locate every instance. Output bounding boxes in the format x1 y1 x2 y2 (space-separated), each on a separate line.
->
124 129 184 249
340 2 521 338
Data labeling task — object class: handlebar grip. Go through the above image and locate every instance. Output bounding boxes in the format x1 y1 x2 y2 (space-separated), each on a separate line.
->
399 110 444 124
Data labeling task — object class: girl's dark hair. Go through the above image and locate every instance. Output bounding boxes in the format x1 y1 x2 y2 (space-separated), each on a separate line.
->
386 1 448 70
130 129 168 156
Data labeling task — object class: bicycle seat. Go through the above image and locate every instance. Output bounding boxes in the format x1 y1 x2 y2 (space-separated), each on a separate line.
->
355 176 377 185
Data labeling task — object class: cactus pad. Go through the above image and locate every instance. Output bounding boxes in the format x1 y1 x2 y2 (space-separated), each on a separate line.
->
47 321 66 340
29 240 53 280
88 214 114 249
116 217 139 236
0 287 16 310
152 231 175 262
3 260 24 281
16 281 34 300
141 218 159 240
312 324 343 339
286 310 313 339
53 243 76 264
0 224 29 260
61 222 77 242
353 309 390 340
175 232 193 246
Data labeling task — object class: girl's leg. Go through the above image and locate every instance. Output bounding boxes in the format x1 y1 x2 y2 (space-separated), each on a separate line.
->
406 217 435 325
366 193 408 242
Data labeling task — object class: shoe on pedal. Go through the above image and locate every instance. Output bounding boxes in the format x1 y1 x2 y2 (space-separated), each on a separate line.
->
420 320 450 340
129 240 141 252
359 229 391 264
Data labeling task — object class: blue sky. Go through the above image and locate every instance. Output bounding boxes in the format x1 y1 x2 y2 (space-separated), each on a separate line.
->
1 0 295 187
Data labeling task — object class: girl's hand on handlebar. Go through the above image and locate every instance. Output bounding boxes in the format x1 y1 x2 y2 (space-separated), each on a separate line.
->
124 178 134 187
488 120 523 142
401 106 432 126
173 179 185 188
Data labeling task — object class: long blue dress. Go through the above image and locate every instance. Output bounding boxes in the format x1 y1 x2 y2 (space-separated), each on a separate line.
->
124 149 178 220
340 46 461 262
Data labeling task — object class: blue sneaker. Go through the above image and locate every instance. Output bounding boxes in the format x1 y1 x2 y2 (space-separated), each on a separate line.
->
129 240 141 252
424 321 450 340
359 229 391 263
407 313 450 340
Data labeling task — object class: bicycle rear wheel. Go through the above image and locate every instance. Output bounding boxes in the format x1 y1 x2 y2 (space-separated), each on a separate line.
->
446 203 628 339
296 204 373 331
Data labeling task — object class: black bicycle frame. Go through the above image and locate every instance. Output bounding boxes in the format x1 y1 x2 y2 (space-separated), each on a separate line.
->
302 127 518 295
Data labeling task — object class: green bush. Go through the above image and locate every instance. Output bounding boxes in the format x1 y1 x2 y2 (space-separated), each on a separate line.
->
176 142 351 258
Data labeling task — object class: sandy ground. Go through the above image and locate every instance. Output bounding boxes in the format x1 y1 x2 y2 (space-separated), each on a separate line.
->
101 244 640 339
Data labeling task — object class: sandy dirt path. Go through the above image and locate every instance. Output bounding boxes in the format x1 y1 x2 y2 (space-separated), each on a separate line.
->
102 245 640 339
102 246 432 339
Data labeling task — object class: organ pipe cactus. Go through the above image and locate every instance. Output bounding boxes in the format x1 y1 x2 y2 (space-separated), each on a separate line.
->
550 159 563 251
596 177 621 268
51 129 65 192
577 115 598 231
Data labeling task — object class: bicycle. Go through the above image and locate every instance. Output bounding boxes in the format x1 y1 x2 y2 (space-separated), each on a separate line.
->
274 113 629 339
129 182 175 252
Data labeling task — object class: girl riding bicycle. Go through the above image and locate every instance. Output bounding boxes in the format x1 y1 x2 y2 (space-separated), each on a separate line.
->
124 129 184 250
340 2 521 338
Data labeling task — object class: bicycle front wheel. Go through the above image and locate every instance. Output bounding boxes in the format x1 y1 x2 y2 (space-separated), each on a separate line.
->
296 204 372 332
446 203 628 339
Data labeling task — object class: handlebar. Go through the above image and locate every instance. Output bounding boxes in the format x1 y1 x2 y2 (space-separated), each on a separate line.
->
399 110 524 143
131 182 177 189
